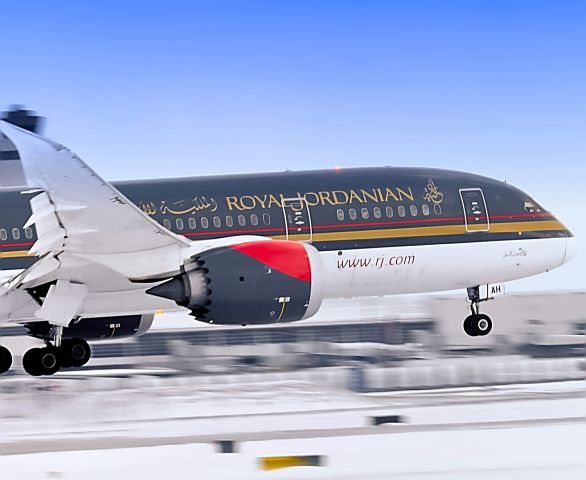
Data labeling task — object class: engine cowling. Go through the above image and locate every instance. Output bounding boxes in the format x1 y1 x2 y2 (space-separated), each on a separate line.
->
147 240 324 325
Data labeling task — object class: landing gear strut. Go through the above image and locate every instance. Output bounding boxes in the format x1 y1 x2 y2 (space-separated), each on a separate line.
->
463 286 493 337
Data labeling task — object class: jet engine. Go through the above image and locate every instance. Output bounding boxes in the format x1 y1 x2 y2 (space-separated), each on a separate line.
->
147 240 324 325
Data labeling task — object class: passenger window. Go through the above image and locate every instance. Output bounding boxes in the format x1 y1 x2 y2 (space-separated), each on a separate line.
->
0 229 6 241
385 206 394 218
422 204 430 216
373 207 381 219
336 209 344 221
176 218 184 230
361 208 369 220
410 205 418 216
25 227 33 239
250 214 259 226
398 206 406 218
226 216 234 227
238 215 246 226
12 228 20 240
262 213 271 225
213 216 221 228
201 217 209 229
349 208 357 220
163 219 171 230
188 218 196 230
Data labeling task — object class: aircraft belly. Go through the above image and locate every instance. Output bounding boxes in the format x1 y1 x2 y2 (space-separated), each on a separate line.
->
320 237 568 298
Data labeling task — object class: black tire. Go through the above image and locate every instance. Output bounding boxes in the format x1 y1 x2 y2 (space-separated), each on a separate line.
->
59 339 73 368
463 315 479 337
0 346 12 374
61 338 91 368
37 347 61 375
474 314 493 336
22 348 42 376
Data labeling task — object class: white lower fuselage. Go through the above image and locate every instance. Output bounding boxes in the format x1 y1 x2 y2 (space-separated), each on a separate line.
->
320 237 574 299
0 236 574 324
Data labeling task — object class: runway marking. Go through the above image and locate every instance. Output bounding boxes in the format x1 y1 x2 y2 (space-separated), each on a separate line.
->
0 416 582 456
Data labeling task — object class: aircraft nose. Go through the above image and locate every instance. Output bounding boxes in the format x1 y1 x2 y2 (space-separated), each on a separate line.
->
562 236 577 265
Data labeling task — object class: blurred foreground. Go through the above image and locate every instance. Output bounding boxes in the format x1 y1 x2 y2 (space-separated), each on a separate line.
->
0 291 584 479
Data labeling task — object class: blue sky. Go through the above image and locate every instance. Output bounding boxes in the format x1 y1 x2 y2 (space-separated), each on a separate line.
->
1 0 584 291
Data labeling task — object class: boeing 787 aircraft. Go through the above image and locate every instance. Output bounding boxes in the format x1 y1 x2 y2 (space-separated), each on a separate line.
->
0 109 575 376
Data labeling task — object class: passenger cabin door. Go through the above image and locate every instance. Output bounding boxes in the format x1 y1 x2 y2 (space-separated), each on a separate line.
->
459 188 490 232
282 197 313 242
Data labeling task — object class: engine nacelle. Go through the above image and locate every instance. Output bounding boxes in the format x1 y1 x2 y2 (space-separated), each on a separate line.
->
147 240 324 325
25 314 154 341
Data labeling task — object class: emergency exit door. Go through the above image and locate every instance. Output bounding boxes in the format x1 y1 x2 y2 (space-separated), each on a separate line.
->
282 197 313 241
459 188 490 232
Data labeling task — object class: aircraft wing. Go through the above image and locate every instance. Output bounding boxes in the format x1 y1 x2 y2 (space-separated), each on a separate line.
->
0 120 190 278
0 120 193 326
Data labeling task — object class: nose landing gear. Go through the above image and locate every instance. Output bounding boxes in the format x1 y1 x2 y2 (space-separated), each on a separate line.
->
463 286 493 337
463 313 493 336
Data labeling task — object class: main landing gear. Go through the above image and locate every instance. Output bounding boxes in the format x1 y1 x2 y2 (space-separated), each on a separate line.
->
21 338 91 376
0 323 93 377
463 286 493 337
0 345 12 374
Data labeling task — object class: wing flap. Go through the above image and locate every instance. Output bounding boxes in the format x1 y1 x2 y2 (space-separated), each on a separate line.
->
35 280 88 326
26 192 66 256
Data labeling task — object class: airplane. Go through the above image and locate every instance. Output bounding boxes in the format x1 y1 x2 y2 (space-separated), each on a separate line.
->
0 108 575 376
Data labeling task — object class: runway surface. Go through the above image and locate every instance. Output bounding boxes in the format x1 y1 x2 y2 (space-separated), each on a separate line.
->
0 379 584 479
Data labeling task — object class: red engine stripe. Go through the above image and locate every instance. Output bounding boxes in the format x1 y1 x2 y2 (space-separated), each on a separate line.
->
230 240 311 282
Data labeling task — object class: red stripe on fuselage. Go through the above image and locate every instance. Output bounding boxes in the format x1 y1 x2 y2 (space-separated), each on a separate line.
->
178 213 553 238
230 240 311 282
0 213 554 249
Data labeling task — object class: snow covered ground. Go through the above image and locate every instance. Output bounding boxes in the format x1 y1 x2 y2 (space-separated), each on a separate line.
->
0 424 583 479
0 380 583 479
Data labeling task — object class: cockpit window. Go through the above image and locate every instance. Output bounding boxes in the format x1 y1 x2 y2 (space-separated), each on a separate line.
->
524 200 542 213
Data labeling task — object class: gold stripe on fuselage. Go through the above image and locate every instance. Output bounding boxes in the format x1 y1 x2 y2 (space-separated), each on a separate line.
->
0 251 35 258
275 220 567 242
0 220 568 259
489 220 565 234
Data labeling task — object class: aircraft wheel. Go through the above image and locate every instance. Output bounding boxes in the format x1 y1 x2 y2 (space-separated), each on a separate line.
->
59 340 73 368
61 338 91 368
0 345 12 374
22 348 43 376
23 347 61 376
38 346 61 375
463 314 492 337
474 314 493 336
463 315 478 336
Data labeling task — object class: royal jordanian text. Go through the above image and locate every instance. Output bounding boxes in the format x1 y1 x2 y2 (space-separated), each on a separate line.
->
226 187 415 211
